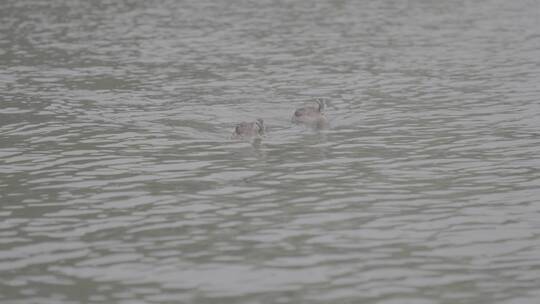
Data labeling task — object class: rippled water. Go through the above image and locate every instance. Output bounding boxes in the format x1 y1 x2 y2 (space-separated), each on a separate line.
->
2 0 540 303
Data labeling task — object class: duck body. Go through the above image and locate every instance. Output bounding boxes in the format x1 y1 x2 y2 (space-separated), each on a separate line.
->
232 118 265 139
291 99 328 129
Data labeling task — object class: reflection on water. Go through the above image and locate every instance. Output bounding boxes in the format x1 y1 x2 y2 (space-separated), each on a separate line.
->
1 0 540 302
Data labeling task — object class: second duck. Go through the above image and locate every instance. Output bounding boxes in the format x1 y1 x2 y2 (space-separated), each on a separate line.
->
291 99 328 129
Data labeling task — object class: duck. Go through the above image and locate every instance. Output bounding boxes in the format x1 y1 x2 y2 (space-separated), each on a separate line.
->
232 118 265 139
291 99 328 129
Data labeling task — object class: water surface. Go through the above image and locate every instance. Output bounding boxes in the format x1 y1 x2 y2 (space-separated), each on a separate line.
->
1 0 540 303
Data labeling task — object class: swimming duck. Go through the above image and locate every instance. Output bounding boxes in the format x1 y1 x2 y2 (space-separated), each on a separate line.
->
232 118 265 139
291 99 328 128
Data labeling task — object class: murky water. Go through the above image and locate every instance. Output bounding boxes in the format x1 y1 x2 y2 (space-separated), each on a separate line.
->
2 0 540 303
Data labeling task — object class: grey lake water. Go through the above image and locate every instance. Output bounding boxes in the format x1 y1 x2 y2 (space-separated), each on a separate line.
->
1 0 540 303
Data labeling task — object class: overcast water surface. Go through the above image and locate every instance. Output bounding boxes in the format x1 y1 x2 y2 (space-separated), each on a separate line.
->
1 0 540 303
